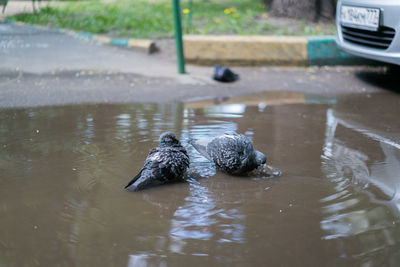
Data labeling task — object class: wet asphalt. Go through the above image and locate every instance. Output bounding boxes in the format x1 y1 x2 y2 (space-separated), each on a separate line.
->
0 22 399 108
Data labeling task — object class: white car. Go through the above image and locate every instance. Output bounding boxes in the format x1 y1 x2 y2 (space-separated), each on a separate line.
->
336 0 400 65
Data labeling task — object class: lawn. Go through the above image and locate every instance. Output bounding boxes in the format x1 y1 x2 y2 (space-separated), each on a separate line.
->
8 0 336 39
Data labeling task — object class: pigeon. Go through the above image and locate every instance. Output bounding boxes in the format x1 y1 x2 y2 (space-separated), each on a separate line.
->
190 132 266 174
213 65 239 82
125 132 190 191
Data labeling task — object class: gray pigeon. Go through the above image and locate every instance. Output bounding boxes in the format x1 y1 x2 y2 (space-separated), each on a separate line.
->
125 132 190 191
190 132 266 174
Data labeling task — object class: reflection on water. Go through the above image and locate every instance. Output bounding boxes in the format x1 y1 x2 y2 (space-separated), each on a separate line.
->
321 99 400 265
1 92 400 266
170 182 245 244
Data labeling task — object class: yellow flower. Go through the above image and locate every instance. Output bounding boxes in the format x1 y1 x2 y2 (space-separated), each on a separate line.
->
316 25 321 31
262 13 268 19
214 18 221 24
183 8 190 14
229 7 237 13
224 8 231 15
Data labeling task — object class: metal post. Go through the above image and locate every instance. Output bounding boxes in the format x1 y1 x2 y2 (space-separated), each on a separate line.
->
2 0 8 13
172 0 185 74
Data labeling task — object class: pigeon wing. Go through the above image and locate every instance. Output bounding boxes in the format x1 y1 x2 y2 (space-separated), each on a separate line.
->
124 169 143 190
189 139 212 161
124 148 163 191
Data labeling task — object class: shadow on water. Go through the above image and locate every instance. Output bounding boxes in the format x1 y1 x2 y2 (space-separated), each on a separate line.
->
1 91 400 266
355 66 400 94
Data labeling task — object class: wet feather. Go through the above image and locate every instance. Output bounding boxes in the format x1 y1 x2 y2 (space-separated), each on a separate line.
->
125 132 190 191
190 132 266 174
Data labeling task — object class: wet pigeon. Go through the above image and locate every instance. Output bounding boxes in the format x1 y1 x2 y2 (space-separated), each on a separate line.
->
213 65 239 82
125 132 190 191
190 132 266 174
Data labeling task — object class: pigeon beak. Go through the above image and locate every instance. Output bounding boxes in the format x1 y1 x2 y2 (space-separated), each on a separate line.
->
264 164 282 177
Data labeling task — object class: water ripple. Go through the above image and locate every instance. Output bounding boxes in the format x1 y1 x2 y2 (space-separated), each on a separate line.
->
320 108 400 262
169 182 246 244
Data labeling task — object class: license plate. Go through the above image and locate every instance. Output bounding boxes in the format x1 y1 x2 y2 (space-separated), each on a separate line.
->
341 5 380 31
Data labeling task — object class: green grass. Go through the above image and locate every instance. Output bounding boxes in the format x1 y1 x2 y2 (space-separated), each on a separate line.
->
7 0 335 39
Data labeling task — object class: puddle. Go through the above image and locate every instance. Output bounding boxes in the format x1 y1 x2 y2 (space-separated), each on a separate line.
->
1 92 400 266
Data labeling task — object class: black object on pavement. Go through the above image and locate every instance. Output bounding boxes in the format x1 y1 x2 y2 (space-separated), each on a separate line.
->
213 65 239 82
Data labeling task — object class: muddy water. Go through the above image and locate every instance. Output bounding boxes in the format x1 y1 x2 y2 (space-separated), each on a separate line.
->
1 92 400 266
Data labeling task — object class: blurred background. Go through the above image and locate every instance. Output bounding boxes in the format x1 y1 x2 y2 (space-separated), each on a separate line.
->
1 0 337 39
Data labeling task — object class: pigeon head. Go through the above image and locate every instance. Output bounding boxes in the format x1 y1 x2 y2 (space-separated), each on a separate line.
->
159 132 179 147
240 143 267 173
254 150 267 167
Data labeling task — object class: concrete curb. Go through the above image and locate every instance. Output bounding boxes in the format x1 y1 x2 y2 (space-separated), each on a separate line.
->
6 20 156 54
183 35 374 66
71 31 157 54
2 19 373 66
306 36 375 66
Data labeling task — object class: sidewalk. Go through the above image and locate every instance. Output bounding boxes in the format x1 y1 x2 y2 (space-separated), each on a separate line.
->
1 1 157 53
1 1 371 66
0 21 387 108
0 1 57 18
